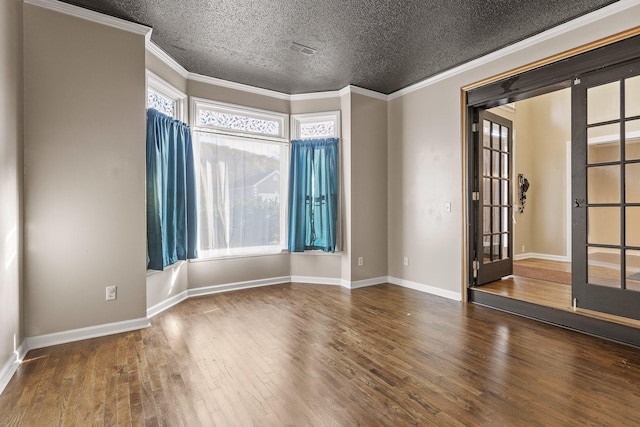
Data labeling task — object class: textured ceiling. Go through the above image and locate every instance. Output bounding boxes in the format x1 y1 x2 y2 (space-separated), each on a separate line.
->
59 0 619 95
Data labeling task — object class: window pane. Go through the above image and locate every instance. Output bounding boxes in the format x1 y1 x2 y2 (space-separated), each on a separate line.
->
300 121 335 138
587 123 619 163
483 207 491 234
195 133 285 256
502 180 509 205
483 120 491 147
483 179 490 205
588 165 619 204
148 88 175 117
625 119 640 160
588 249 620 288
625 75 640 118
199 110 280 136
483 235 491 263
501 232 509 260
501 153 509 179
625 249 640 292
588 81 619 124
492 150 500 177
626 207 640 247
492 207 500 233
492 179 500 205
492 123 500 150
492 234 501 261
588 207 619 245
483 148 491 177
626 163 640 203
500 126 509 152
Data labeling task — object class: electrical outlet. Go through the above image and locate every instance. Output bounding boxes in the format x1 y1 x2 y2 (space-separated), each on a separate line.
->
403 256 409 266
357 257 364 266
106 285 117 301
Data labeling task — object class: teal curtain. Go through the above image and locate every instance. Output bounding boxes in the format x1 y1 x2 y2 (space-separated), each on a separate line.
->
146 109 198 270
288 138 338 252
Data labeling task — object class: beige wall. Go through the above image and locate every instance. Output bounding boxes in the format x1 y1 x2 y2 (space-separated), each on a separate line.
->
350 93 388 281
188 253 290 288
188 80 289 114
23 5 147 336
340 92 353 282
145 51 187 94
0 0 24 373
388 4 640 295
388 88 463 293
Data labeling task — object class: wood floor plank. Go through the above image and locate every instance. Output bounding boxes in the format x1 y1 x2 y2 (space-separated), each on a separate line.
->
2 283 640 426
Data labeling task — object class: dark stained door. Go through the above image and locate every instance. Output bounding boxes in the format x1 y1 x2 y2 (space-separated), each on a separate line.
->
572 58 640 320
474 110 513 285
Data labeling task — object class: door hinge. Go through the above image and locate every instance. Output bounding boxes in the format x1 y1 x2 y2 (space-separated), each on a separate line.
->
472 123 479 132
472 191 480 201
473 260 480 279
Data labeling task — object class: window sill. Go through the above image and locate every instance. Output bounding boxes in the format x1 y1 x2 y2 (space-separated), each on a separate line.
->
189 249 289 263
146 260 187 276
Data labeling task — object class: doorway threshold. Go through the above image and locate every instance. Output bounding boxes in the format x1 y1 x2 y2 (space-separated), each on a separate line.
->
469 282 640 349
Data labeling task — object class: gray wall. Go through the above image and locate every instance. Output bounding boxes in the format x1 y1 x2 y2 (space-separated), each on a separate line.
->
23 5 147 336
0 0 24 373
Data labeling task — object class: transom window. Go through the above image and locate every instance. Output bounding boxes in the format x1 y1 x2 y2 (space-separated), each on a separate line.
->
148 88 175 117
291 111 340 140
146 70 186 121
192 98 288 141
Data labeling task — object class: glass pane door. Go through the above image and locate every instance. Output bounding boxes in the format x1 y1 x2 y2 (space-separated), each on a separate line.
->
476 110 513 285
572 58 640 320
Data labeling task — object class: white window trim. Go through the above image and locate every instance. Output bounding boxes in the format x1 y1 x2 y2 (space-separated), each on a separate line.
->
191 97 289 142
290 111 341 140
146 70 187 122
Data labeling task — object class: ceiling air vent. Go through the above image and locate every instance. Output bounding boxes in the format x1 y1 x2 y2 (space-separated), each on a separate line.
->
289 42 317 56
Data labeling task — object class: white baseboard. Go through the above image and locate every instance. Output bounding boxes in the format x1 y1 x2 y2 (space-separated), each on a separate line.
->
188 276 290 298
0 341 27 396
515 252 570 262
147 290 189 318
388 276 462 301
349 276 388 289
291 275 388 289
290 275 343 286
25 317 151 351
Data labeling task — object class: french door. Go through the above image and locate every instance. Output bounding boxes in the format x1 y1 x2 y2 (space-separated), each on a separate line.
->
473 110 513 286
572 58 640 320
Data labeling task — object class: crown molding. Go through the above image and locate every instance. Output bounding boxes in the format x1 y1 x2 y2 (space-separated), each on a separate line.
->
343 85 389 101
188 72 292 100
290 85 388 102
24 0 152 38
290 90 342 101
146 41 189 79
388 0 640 100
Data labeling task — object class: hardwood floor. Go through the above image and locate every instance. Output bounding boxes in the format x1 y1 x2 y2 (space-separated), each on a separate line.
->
2 283 640 426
